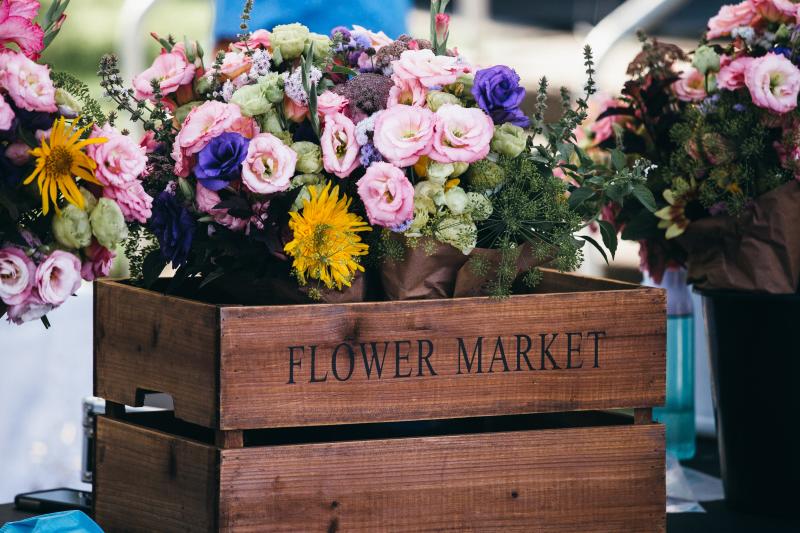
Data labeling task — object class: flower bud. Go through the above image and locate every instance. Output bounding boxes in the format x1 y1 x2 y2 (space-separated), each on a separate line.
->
52 204 92 250
231 84 270 117
435 216 477 255
427 161 454 183
451 162 469 178
259 72 285 104
291 141 323 174
55 89 81 118
426 90 462 112
89 198 129 249
406 199 431 237
692 45 721 75
271 23 310 60
307 33 332 60
444 186 469 215
491 123 527 158
465 159 506 191
466 192 493 221
450 73 474 100
435 13 450 44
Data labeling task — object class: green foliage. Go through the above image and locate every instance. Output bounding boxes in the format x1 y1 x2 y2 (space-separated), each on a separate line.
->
51 71 106 127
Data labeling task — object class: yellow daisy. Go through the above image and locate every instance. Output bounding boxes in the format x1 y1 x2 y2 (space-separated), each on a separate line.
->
285 182 371 290
24 117 107 215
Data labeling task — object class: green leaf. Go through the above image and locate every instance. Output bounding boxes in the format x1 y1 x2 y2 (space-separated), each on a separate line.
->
611 149 626 171
330 64 358 77
557 142 574 162
579 234 608 264
567 187 595 210
598 220 618 259
632 183 657 212
620 209 659 241
605 181 631 203
575 145 593 167
198 269 226 289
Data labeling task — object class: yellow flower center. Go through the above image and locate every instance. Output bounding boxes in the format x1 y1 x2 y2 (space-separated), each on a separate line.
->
45 146 75 177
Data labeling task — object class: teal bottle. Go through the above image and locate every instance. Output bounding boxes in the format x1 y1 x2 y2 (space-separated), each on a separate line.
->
653 268 696 460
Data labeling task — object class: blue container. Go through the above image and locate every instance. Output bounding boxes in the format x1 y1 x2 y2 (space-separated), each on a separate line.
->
653 268 696 460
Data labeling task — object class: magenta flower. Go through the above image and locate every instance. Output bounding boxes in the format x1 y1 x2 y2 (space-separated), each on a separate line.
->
0 0 45 60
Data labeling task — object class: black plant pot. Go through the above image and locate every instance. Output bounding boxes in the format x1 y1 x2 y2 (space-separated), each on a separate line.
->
700 290 800 516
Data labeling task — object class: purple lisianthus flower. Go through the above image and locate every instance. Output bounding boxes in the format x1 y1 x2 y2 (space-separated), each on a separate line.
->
471 65 530 128
149 190 196 268
359 142 383 167
195 132 250 191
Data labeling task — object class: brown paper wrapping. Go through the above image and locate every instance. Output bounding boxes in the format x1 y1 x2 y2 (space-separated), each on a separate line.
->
380 236 470 300
678 181 800 294
453 243 543 297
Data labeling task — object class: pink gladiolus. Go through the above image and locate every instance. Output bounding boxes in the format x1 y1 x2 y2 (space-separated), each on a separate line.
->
81 241 116 282
171 101 243 177
373 104 435 167
320 112 361 178
435 13 450 43
707 1 756 39
132 50 196 101
717 56 753 91
0 0 44 59
35 250 81 306
391 49 469 88
0 50 57 112
0 246 35 306
357 162 415 228
745 53 800 113
672 68 707 102
429 104 494 164
241 133 297 194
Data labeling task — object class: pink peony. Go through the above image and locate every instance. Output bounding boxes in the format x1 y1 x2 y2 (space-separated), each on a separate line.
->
241 133 297 194
194 184 247 231
171 101 243 177
103 181 153 224
707 1 756 39
0 50 56 112
672 68 707 102
317 90 348 118
357 162 415 227
35 250 81 306
4 141 29 165
745 53 800 113
320 112 361 178
132 50 196 101
5 289 52 325
391 49 469 88
0 246 35 305
752 0 799 22
81 240 115 282
373 104 435 166
429 104 494 163
86 124 148 187
387 76 427 107
0 94 12 130
0 0 44 59
717 56 753 90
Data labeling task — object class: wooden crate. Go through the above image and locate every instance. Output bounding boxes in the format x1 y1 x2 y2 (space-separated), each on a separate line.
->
93 269 667 532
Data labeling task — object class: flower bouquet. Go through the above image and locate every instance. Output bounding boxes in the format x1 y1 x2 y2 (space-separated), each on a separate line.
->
2 0 149 325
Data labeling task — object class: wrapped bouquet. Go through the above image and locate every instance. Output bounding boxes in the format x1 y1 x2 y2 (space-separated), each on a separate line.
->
2 0 148 325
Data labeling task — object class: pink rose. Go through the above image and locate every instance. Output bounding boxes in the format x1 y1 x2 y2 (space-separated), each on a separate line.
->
429 104 494 163
4 141 29 165
391 49 469 88
373 104 435 166
103 181 153 224
707 1 756 39
5 290 53 325
745 53 800 113
133 50 196 101
81 241 115 282
317 90 348 118
195 184 248 231
0 94 13 130
357 162 415 227
86 124 148 187
387 76 427 107
35 250 81 306
320 112 360 178
672 68 707 102
171 101 243 177
0 50 56 112
0 0 44 59
241 133 297 194
717 56 753 90
0 246 35 305
752 0 799 22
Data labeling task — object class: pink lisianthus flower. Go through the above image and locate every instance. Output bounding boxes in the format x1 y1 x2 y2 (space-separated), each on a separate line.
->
132 50 196 101
752 0 800 22
357 162 415 227
317 90 349 119
195 184 248 232
387 76 427 107
0 94 13 130
351 25 393 51
241 133 297 194
80 240 115 282
373 104 435 167
103 181 153 224
0 0 44 59
35 250 81 306
320 112 361 178
5 289 52 325
283 96 309 123
391 49 469 88
672 68 707 102
717 56 753 90
139 130 161 154
171 101 244 177
86 124 148 187
0 246 35 306
429 104 494 164
218 51 251 82
233 28 271 50
707 1 756 39
0 50 57 112
745 53 800 113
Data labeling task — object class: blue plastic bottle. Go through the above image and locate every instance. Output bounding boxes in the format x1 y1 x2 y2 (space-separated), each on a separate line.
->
653 268 696 460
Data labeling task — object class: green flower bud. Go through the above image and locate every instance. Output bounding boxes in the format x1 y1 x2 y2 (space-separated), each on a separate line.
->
79 187 98 213
444 186 469 215
258 108 285 136
307 33 332 60
491 123 527 158
435 216 477 255
194 75 213 95
692 45 720 75
450 73 474 100
55 89 82 116
465 159 506 191
776 24 791 41
175 101 202 125
258 72 285 104
178 177 194 201
426 91 462 112
415 180 444 205
89 198 129 249
271 23 310 61
52 204 92 249
231 84 271 117
466 192 493 222
291 141 323 174
451 162 469 178
427 161 454 184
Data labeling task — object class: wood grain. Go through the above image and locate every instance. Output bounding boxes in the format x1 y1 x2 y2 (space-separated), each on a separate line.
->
94 281 220 428
94 416 218 532
218 423 665 532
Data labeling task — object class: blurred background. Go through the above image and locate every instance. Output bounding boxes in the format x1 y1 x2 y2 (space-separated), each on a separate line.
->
1 0 727 502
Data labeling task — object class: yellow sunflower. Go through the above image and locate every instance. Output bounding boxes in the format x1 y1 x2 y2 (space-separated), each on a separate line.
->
285 182 371 290
24 117 107 215
655 189 690 239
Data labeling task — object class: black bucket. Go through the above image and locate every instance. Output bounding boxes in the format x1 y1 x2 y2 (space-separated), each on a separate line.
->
700 290 800 515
